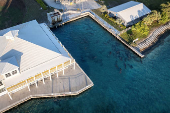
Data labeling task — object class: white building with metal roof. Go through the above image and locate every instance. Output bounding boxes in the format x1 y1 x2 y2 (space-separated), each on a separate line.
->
108 1 151 26
0 20 75 99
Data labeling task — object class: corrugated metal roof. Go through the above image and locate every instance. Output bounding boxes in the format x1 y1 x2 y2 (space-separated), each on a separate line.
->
0 20 69 73
0 20 71 87
108 1 140 13
0 36 9 58
3 30 19 40
4 55 70 87
108 1 151 23
0 56 19 75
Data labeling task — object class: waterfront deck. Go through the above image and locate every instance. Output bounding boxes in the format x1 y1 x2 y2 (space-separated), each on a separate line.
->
0 64 93 113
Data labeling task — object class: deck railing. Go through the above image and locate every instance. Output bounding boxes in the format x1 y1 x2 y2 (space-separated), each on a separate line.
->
0 23 94 112
0 81 93 113
7 59 75 95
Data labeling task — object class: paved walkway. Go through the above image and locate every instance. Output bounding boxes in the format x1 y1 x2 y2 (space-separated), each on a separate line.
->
44 0 101 10
0 64 93 112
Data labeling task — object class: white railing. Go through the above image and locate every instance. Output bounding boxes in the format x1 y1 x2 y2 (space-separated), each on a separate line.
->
6 23 77 95
0 72 93 113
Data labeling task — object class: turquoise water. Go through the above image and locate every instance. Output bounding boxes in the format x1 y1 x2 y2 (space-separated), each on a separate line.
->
8 17 170 113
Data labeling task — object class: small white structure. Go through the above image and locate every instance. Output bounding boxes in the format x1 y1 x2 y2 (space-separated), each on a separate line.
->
47 9 62 27
0 20 75 99
108 1 151 26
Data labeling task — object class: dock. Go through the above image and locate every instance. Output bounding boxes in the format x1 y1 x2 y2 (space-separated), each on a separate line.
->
0 64 93 113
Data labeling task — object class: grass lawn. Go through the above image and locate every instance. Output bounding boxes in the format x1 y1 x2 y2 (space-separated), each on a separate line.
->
0 0 54 30
120 21 166 45
120 29 147 45
93 0 169 32
95 0 170 45
92 8 125 31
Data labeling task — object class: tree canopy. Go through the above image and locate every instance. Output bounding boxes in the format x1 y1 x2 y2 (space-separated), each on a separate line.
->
143 10 161 25
121 2 170 45
132 21 149 36
161 2 170 18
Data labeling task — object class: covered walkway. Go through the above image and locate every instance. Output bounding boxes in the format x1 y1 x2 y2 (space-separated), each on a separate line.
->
0 64 93 112
5 59 76 100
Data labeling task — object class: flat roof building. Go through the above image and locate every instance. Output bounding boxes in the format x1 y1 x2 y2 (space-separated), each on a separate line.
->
108 1 151 26
0 20 75 99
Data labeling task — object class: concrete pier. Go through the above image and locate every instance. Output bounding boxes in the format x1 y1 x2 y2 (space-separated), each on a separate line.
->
0 64 93 113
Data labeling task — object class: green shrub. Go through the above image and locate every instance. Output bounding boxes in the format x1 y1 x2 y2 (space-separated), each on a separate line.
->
127 29 132 35
36 0 47 10
132 21 149 36
108 17 116 22
92 9 127 31
120 32 134 44
104 14 109 18
160 2 170 19
160 12 169 24
120 24 126 29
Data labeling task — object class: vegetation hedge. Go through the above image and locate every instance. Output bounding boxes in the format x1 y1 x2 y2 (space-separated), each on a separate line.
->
120 2 170 45
92 9 126 31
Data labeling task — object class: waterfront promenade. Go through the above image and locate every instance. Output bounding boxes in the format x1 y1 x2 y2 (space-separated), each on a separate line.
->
0 64 93 113
57 10 144 58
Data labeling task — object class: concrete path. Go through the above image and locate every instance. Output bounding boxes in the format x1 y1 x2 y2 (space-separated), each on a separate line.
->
0 64 93 112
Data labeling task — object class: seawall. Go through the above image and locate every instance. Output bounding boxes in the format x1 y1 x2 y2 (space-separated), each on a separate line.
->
55 10 144 58
137 22 170 52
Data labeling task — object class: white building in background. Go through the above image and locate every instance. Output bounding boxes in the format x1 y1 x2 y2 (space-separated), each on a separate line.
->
0 20 75 99
108 1 151 26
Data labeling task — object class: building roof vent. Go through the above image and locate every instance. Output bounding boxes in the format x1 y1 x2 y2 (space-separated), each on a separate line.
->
3 30 19 40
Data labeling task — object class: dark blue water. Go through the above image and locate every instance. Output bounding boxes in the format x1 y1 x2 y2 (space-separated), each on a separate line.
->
8 17 170 113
